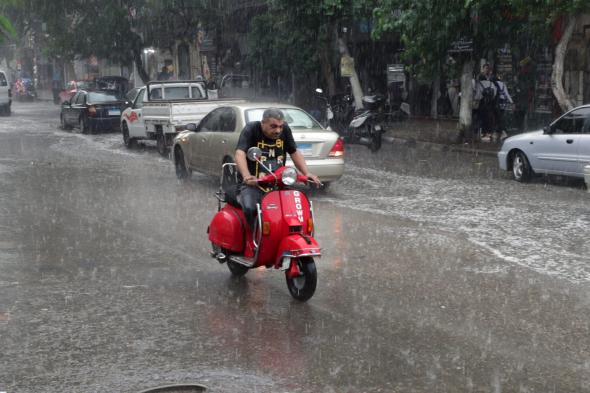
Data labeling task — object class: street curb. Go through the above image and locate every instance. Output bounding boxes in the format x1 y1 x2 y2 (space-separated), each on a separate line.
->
383 135 499 157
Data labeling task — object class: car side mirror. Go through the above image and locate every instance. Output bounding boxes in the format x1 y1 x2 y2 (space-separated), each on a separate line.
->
543 126 551 134
186 123 198 132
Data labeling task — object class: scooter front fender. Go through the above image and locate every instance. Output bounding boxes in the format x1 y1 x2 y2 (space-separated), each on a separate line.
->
274 234 321 268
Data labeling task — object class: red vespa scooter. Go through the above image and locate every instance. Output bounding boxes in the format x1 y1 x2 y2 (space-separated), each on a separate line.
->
208 147 321 301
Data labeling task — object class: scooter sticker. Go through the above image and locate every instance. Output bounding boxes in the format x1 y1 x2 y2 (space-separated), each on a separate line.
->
293 191 304 223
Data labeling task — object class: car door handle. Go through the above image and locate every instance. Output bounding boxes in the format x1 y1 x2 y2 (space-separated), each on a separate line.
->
201 138 207 142
566 139 574 144
221 139 227 144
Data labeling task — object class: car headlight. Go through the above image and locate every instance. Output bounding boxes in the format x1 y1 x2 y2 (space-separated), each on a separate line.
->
282 167 297 186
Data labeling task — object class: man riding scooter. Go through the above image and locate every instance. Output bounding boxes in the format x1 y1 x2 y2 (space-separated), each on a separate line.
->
235 108 322 231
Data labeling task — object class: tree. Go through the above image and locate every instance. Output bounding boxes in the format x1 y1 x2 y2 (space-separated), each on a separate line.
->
3 0 223 83
374 1 525 138
373 1 590 135
247 0 376 106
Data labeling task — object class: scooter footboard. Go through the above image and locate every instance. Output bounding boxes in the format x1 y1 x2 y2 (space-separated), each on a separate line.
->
275 234 321 267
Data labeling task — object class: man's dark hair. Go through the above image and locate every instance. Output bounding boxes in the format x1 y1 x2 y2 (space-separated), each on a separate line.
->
262 108 284 121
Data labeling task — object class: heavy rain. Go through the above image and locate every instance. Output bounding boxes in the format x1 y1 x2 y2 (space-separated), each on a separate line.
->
1 2 590 393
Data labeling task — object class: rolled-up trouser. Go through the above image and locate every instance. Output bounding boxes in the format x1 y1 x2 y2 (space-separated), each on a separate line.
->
238 185 265 231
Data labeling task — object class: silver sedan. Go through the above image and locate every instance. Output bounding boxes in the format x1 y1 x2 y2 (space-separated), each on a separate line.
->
172 103 345 186
498 105 590 182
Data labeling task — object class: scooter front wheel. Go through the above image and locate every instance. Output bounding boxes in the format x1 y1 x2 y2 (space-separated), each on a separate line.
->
286 257 317 301
227 260 249 277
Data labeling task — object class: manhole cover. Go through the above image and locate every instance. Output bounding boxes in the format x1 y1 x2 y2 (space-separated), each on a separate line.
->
137 383 207 393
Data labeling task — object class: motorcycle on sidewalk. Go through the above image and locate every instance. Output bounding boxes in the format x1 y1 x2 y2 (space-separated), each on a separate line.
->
314 88 385 152
208 147 321 301
345 95 387 153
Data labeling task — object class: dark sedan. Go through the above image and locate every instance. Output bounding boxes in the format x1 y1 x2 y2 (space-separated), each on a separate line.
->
60 90 127 133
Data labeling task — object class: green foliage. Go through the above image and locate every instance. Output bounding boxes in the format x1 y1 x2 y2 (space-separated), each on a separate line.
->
0 14 16 43
247 0 376 80
372 0 590 79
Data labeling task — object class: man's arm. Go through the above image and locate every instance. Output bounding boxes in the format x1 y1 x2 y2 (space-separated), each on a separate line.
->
235 149 258 187
290 150 321 186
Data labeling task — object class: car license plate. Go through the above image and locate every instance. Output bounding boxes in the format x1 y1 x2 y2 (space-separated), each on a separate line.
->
108 109 121 116
298 143 313 156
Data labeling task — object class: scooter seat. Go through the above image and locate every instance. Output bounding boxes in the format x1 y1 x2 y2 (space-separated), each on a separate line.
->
223 184 241 208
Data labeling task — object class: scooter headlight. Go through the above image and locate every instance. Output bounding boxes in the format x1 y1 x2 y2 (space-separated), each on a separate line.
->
282 167 298 186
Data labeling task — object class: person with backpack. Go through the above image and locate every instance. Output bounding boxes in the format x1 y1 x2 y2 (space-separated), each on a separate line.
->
492 74 513 141
475 63 497 142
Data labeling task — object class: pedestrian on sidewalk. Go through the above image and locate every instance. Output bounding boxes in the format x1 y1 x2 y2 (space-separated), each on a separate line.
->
493 74 513 141
475 63 498 142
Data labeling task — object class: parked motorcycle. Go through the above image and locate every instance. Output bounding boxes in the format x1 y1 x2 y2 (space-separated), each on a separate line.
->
208 147 321 301
345 95 387 153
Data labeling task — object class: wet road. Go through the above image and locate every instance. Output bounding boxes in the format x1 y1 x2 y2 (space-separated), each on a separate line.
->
1 101 589 392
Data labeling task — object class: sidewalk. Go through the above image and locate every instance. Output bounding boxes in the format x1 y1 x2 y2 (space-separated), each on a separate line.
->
383 117 502 157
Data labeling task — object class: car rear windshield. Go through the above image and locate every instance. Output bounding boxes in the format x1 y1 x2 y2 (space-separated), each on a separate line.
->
245 108 322 129
88 91 123 103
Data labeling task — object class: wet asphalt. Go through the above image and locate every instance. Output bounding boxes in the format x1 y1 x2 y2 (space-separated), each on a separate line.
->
0 101 589 393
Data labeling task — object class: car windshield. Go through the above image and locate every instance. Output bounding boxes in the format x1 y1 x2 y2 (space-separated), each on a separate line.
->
87 91 123 103
245 108 322 129
77 81 95 90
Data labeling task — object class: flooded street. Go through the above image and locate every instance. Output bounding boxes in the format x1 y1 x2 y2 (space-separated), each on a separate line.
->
1 101 590 392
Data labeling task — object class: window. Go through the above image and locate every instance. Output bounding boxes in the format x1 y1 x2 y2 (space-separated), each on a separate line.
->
245 108 322 130
88 91 122 103
218 108 237 132
74 93 85 105
0 73 7 87
150 88 162 100
198 109 222 131
134 89 145 109
191 86 204 99
164 86 190 99
552 108 590 134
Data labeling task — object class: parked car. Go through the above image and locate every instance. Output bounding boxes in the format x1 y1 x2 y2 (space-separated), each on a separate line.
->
60 89 127 133
172 103 345 187
0 70 11 116
120 80 241 154
59 80 96 104
498 105 590 182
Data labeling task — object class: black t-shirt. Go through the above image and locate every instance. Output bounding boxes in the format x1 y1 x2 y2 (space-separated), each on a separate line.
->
236 121 297 178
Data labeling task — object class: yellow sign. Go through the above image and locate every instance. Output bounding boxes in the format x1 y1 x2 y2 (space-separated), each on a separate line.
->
340 55 354 77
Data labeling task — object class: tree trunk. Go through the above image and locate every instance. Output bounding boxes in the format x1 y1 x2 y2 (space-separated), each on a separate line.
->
318 45 336 96
552 15 576 112
132 47 150 84
337 37 364 109
458 59 474 141
431 74 440 119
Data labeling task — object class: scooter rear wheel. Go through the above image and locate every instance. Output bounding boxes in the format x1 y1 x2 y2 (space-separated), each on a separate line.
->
286 257 317 301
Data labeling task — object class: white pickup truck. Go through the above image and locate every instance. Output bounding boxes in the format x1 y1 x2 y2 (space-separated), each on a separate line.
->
120 80 243 155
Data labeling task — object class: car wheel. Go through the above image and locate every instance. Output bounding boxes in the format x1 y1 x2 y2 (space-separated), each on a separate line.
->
156 133 169 156
174 147 192 181
79 116 89 134
512 150 532 182
60 114 71 130
121 123 136 149
285 257 317 301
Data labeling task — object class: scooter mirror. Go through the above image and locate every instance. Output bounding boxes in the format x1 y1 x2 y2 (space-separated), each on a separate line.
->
315 88 323 94
247 147 263 161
